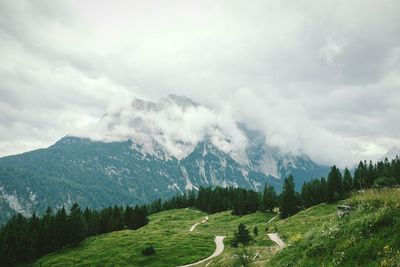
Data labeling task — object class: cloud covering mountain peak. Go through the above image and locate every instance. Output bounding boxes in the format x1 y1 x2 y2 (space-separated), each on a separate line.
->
86 95 248 162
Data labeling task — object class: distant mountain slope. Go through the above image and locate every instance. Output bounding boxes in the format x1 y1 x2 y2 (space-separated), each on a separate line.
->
0 96 330 223
0 135 328 224
381 146 400 161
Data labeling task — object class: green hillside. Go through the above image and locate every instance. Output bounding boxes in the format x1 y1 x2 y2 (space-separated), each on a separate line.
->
31 189 400 267
32 208 275 266
269 189 400 267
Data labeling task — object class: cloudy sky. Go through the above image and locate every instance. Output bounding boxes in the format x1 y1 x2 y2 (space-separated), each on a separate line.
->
0 0 399 167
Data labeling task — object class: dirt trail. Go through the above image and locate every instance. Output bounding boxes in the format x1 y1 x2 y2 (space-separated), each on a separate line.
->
267 233 285 249
267 215 277 223
189 216 208 232
178 236 226 267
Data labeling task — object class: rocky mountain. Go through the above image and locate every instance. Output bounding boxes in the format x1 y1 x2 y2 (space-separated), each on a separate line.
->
0 95 329 224
381 147 400 161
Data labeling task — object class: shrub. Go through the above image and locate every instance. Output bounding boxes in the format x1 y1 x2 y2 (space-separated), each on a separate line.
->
141 246 156 256
374 177 397 187
231 223 253 247
253 226 258 236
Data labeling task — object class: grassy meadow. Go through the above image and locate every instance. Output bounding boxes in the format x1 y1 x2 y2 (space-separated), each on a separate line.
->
32 208 276 267
269 188 400 266
33 209 213 266
195 211 277 267
32 188 400 266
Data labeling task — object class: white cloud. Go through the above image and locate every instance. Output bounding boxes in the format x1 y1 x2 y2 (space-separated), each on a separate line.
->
82 96 248 162
0 0 400 167
319 36 347 64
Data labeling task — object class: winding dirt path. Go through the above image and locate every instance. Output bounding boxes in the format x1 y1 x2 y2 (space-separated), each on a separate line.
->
267 233 285 249
178 236 226 267
267 215 277 223
189 216 208 232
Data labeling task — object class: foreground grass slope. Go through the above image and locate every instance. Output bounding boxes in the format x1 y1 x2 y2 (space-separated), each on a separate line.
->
33 189 399 266
33 209 213 266
269 189 400 267
268 203 337 242
195 211 276 266
33 208 275 267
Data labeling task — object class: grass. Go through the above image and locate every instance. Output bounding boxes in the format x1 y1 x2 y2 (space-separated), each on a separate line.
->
195 211 277 267
33 209 213 267
267 203 337 242
33 189 400 266
32 209 276 267
345 188 400 209
269 188 400 267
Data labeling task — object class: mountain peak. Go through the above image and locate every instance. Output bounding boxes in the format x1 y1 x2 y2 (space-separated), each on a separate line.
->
53 136 91 146
131 97 157 111
382 147 400 160
130 95 199 113
96 95 245 160
165 94 199 108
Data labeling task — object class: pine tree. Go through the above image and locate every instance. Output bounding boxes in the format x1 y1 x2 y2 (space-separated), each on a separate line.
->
187 190 196 207
67 203 86 245
320 177 327 203
342 167 353 194
393 156 400 183
354 161 367 189
231 223 252 247
326 165 343 203
54 207 68 249
280 175 298 218
366 161 375 187
232 190 246 215
244 190 259 214
28 213 40 260
263 185 277 211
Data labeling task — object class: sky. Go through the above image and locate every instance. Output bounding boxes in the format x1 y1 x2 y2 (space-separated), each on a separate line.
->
0 0 399 167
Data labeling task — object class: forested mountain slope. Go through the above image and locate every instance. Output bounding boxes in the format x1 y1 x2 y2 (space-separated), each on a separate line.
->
0 134 327 224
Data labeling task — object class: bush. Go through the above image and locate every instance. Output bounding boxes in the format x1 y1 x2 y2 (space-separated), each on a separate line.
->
253 226 258 236
141 246 156 256
231 223 253 247
374 177 397 187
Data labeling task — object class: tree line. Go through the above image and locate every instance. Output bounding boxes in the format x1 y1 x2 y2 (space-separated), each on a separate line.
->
0 203 148 266
147 186 269 216
300 157 400 210
1 156 398 265
0 186 270 266
270 157 400 219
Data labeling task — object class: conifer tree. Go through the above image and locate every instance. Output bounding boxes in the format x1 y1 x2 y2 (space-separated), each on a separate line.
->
38 207 54 255
244 190 259 214
326 165 343 203
231 223 252 247
280 175 298 218
366 160 375 187
319 177 327 203
354 161 366 189
67 204 86 245
342 167 353 194
54 207 68 249
263 185 277 211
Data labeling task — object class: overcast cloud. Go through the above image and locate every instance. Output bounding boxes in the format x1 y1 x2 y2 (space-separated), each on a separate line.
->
0 0 399 167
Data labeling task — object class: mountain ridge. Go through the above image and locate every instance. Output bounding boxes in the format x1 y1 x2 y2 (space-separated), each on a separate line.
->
0 95 331 224
0 134 329 224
